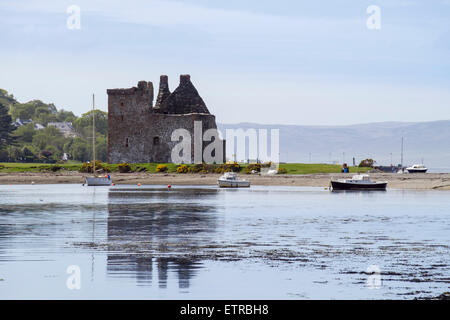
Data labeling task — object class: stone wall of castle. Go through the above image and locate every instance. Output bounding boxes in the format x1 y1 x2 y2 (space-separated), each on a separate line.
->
107 75 225 164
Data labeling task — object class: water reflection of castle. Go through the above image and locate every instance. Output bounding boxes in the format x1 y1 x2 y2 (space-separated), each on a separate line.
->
106 188 218 289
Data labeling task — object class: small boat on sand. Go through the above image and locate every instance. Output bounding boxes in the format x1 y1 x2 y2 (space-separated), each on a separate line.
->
330 174 387 191
406 164 428 173
218 172 250 188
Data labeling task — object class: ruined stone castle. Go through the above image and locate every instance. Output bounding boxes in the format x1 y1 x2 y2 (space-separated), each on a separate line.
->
107 75 225 164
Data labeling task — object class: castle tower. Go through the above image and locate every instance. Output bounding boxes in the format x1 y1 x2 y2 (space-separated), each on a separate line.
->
157 75 210 114
153 75 171 112
107 81 154 117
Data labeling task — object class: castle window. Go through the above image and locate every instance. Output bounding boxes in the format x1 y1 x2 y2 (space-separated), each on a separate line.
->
121 115 124 121
125 138 129 148
153 137 160 145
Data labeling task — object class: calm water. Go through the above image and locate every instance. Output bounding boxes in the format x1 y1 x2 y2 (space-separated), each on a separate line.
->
0 184 449 299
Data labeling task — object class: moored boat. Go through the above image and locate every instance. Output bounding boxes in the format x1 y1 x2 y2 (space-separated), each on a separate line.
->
406 164 428 173
330 174 387 191
85 176 112 186
218 172 250 188
85 94 112 187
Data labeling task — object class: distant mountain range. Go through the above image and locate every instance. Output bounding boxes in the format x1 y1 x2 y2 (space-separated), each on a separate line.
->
217 121 450 168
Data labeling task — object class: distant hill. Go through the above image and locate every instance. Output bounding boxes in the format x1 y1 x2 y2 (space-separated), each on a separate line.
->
218 121 450 168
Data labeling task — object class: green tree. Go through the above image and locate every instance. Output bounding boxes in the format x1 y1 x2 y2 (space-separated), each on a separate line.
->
96 135 108 162
69 138 89 162
10 100 57 123
0 89 111 163
0 149 8 162
22 146 35 162
34 106 58 125
0 103 17 150
32 126 65 153
14 123 36 144
7 145 22 161
73 110 108 137
0 89 17 109
10 103 35 120
56 109 77 123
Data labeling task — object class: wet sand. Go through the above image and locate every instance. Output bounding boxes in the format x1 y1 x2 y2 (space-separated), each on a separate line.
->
1 172 450 190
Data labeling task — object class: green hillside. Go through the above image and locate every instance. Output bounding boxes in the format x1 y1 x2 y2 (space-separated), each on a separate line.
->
0 88 107 163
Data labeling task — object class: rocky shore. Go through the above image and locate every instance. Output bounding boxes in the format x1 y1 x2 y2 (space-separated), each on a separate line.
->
1 172 450 190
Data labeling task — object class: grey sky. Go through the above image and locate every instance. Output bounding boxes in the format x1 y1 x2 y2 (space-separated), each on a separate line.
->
1 0 449 125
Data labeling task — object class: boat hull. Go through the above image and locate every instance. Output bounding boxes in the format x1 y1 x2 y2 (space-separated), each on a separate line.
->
406 169 428 173
218 180 251 188
85 177 112 186
331 180 387 191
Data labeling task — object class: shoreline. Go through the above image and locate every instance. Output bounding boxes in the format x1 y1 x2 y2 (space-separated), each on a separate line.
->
1 172 450 190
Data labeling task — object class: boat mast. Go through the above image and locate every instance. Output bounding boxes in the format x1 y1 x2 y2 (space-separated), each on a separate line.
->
400 137 404 168
92 94 96 175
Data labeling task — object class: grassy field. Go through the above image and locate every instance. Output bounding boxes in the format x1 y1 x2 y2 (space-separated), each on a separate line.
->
279 163 371 174
0 162 178 173
0 162 371 174
0 162 82 172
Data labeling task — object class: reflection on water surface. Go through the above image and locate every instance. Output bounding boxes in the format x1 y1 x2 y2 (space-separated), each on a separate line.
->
0 185 449 299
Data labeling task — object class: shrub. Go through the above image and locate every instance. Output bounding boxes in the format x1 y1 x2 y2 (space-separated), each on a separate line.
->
177 164 189 173
174 162 241 174
80 161 111 173
40 150 53 159
223 162 241 173
156 164 168 173
202 164 216 173
39 165 63 172
22 147 35 163
359 159 375 168
188 163 205 173
118 162 132 173
50 165 63 172
245 163 261 174
135 166 148 172
277 167 287 174
196 164 215 173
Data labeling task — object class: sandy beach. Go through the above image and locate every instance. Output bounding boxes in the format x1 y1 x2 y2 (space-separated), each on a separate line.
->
1 172 450 190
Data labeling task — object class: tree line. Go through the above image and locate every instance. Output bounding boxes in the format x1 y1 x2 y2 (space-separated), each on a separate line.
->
0 89 107 163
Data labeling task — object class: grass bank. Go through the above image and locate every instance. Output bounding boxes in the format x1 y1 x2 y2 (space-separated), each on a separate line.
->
280 163 371 174
0 162 371 175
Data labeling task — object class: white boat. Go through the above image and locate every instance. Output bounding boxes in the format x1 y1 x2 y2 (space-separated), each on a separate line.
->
406 164 428 173
85 94 112 187
85 176 111 186
331 174 387 191
218 172 250 188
